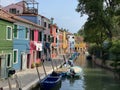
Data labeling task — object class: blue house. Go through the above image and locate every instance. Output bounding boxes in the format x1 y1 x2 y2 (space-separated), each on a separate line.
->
13 21 30 71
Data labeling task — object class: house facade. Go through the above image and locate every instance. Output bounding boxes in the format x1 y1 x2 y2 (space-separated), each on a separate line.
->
41 16 51 61
13 22 30 71
59 29 64 55
67 33 75 54
0 10 14 78
50 24 58 58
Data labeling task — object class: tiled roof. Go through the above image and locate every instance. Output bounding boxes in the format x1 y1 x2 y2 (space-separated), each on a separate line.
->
0 9 45 29
0 9 15 22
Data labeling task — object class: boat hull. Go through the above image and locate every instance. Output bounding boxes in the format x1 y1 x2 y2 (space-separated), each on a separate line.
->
40 74 62 89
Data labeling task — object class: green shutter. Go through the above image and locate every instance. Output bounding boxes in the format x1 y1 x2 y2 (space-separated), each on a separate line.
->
14 25 17 38
7 27 12 39
14 51 17 63
25 28 28 39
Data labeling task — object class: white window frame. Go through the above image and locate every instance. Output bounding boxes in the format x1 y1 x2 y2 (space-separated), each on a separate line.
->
6 26 12 40
13 49 18 64
6 53 12 68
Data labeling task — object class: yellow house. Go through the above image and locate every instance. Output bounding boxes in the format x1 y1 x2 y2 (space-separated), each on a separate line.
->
75 36 86 53
62 30 68 53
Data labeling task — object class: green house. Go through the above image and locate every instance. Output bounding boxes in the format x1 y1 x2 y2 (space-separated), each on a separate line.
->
0 10 14 79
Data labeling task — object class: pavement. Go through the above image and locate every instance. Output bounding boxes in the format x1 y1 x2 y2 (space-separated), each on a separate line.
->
0 56 64 90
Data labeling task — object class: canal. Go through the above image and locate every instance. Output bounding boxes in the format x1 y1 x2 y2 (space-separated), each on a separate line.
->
33 55 120 90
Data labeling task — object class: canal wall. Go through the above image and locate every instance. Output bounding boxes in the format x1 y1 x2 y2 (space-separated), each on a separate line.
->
93 58 120 79
0 58 64 90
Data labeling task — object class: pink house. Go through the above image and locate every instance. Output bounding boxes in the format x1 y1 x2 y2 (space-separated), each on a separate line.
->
3 1 24 14
30 28 43 68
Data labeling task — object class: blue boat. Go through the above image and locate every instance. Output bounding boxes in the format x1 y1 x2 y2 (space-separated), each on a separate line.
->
40 73 62 90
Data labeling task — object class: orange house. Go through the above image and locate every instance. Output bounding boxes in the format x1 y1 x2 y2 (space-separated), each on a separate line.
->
50 24 58 58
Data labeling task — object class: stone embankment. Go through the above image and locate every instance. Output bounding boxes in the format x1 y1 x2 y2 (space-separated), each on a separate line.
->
0 57 64 90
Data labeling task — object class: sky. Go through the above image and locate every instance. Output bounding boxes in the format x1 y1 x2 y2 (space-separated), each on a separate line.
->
0 0 88 33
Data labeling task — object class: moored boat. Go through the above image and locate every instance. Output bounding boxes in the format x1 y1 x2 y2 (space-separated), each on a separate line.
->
66 66 83 78
40 73 62 90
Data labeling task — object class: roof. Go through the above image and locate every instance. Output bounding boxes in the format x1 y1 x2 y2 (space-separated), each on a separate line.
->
0 9 45 29
0 9 15 22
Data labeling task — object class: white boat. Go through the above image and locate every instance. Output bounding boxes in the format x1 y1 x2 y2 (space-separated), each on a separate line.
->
66 66 83 78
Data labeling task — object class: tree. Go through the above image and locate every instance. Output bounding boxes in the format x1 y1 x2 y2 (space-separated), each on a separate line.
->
76 0 120 57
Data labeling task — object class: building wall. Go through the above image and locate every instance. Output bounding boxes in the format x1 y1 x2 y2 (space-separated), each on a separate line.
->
20 16 38 24
50 25 57 58
13 25 30 70
3 1 23 14
0 20 13 78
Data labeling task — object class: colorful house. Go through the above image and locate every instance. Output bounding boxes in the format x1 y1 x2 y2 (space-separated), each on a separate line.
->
41 16 51 61
75 36 86 53
0 9 14 78
50 24 58 58
59 29 64 55
62 30 68 54
3 1 46 68
67 33 75 54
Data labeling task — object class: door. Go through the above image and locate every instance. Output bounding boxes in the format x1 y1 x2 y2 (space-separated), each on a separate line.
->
21 53 27 70
27 54 30 68
0 55 7 78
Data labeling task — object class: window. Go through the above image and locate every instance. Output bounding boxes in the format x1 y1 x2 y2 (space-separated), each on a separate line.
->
44 22 47 27
13 50 18 63
38 31 42 41
25 28 29 39
44 34 46 41
56 29 58 33
37 51 41 58
48 35 50 42
6 26 12 40
48 24 51 28
9 8 16 14
6 54 12 67
56 38 57 43
39 20 41 25
30 30 34 40
14 25 18 38
51 37 54 43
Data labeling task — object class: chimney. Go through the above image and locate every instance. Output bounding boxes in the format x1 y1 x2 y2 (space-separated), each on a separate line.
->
50 17 54 24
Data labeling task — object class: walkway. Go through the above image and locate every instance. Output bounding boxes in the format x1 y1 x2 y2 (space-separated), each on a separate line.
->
0 57 64 90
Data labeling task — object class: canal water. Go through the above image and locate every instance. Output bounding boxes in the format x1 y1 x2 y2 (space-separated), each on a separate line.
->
33 55 120 90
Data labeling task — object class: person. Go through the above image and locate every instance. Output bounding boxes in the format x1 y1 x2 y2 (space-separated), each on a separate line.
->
68 60 74 67
70 68 76 78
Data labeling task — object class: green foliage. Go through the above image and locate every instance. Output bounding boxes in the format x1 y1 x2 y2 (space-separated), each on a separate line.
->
88 44 101 57
109 40 120 69
109 40 120 55
76 0 120 44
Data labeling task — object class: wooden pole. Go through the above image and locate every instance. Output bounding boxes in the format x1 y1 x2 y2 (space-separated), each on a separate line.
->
63 55 66 63
50 58 55 71
14 74 22 90
42 61 47 76
8 78 12 90
54 59 58 69
35 65 41 81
